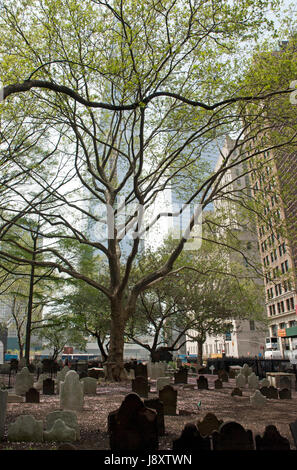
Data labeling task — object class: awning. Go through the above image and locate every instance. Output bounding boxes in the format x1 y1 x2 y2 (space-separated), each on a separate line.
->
285 326 297 338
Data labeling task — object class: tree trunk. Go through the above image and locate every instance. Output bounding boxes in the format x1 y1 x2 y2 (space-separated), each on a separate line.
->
197 339 204 367
104 299 127 381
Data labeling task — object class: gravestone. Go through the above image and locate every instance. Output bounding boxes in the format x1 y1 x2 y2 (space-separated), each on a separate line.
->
0 389 8 439
289 419 297 449
80 377 97 395
14 367 34 395
159 385 177 416
144 398 165 436
228 369 237 379
214 379 223 389
88 368 105 380
174 368 188 384
132 376 149 398
25 388 40 403
60 370 84 411
108 393 158 451
241 363 253 380
134 363 148 379
259 378 270 388
218 370 228 382
44 419 77 442
56 366 70 392
8 415 43 442
248 373 259 389
279 376 291 390
43 378 55 395
197 412 223 437
255 425 290 450
235 373 246 389
172 423 211 451
34 373 50 391
231 387 243 397
260 385 278 400
250 390 267 407
156 377 171 392
197 376 208 390
212 421 254 450
278 388 292 399
46 410 80 440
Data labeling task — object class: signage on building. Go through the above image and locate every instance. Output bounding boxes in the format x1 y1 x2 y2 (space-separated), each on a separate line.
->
277 329 286 337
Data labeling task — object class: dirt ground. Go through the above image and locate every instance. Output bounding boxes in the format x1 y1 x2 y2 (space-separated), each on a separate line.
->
1 374 297 451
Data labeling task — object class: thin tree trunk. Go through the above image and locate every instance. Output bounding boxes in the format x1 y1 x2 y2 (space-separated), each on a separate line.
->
104 298 126 381
197 339 204 367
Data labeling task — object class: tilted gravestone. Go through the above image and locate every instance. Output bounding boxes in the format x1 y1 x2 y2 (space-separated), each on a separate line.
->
278 388 292 400
43 378 55 395
231 387 243 397
197 412 223 437
25 388 40 403
132 376 149 398
212 421 254 450
214 379 223 389
159 385 177 416
289 419 297 449
260 385 278 400
144 398 165 436
0 390 8 439
197 376 208 390
108 393 158 451
174 368 188 385
255 425 290 450
172 423 211 451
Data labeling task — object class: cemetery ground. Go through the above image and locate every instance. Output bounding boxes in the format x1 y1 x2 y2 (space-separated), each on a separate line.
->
1 374 297 451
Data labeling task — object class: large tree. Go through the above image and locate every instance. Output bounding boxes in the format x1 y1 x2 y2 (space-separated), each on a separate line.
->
0 0 296 379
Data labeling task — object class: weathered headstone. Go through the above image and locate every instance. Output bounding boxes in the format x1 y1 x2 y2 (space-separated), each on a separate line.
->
197 412 223 437
60 370 84 411
156 377 171 392
25 387 40 403
56 366 70 392
250 390 267 407
197 376 208 390
255 425 290 450
174 368 188 384
214 379 223 389
144 398 165 436
248 372 259 389
132 376 149 398
231 387 243 397
278 388 292 399
8 415 43 442
80 377 97 395
259 378 270 388
44 419 77 442
235 373 246 389
43 378 55 395
108 393 158 451
279 376 291 390
46 410 80 440
212 421 254 450
172 423 211 451
289 419 297 449
241 363 253 380
14 367 34 395
159 385 177 416
34 373 50 391
0 389 8 439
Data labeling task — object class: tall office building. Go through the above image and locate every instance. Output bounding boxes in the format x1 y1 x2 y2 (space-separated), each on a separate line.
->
249 143 297 356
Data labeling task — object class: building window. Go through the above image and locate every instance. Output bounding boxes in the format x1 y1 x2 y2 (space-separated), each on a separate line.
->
249 320 255 331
